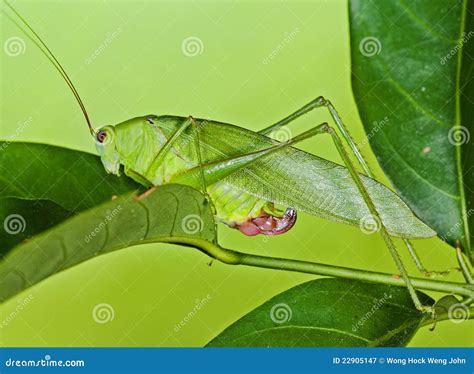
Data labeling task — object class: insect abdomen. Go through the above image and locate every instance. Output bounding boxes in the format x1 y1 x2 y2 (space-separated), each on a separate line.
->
207 181 269 225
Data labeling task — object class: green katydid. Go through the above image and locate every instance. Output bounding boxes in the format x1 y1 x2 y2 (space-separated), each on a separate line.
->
5 1 440 312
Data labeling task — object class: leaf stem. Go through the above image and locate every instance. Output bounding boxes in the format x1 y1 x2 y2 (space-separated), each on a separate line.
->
456 245 474 284
167 238 474 300
419 307 474 328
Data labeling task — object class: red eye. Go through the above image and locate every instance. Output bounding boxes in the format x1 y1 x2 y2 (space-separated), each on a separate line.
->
97 130 107 143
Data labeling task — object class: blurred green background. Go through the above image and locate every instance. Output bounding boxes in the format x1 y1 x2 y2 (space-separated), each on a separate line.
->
1 0 471 347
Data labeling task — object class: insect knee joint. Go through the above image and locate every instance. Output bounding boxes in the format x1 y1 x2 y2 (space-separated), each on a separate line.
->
321 122 332 133
315 96 329 106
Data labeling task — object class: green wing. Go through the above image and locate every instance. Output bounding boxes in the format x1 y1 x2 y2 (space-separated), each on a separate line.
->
157 116 435 239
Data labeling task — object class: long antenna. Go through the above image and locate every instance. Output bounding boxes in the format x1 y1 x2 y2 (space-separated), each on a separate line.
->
3 0 95 135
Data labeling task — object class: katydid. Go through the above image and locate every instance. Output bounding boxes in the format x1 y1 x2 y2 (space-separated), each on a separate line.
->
5 2 439 312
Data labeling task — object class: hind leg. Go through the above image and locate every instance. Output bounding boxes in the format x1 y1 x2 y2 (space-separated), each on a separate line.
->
260 96 458 278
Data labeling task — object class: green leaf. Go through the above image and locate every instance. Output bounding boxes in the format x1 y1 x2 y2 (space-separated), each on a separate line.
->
0 184 216 303
0 198 72 258
460 0 474 263
0 142 141 256
349 0 473 262
0 142 140 212
207 278 433 347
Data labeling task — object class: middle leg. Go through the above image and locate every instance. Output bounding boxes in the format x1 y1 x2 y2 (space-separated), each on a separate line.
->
260 96 457 278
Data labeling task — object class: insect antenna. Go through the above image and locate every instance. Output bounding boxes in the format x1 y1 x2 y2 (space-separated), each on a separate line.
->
3 1 95 135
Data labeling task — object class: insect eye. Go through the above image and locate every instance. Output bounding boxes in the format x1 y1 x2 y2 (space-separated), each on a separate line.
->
97 130 107 143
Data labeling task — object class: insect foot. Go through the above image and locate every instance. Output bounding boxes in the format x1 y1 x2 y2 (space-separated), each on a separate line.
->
423 268 460 278
235 208 297 236
315 95 328 106
419 304 436 316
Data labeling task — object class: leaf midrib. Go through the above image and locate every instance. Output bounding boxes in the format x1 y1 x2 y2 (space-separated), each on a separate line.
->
454 0 471 250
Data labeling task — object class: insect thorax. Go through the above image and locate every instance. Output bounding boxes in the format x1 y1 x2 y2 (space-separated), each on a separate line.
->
115 115 279 226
